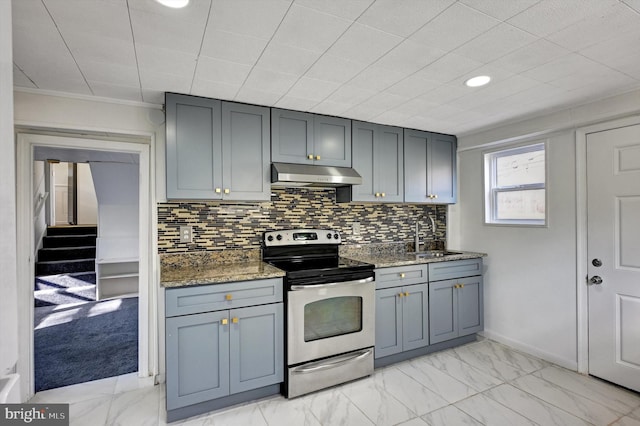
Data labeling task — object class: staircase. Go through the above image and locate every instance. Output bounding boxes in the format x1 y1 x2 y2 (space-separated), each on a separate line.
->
36 226 97 276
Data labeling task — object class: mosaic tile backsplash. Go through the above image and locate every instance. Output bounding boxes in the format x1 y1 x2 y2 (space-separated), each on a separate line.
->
157 188 447 253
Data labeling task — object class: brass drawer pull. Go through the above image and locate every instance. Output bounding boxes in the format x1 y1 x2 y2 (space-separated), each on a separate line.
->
225 294 233 301
232 317 239 324
221 318 228 325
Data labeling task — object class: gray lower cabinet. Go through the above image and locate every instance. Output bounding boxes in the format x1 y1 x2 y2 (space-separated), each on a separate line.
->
375 284 429 358
165 93 270 201
165 279 283 417
352 121 404 202
429 260 484 344
271 108 351 167
404 129 457 204
375 265 429 358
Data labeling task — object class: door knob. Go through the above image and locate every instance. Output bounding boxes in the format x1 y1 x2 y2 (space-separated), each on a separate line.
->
589 276 603 285
592 259 602 267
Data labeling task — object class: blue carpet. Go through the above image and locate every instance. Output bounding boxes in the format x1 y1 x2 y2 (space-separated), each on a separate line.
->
34 297 138 392
35 273 96 307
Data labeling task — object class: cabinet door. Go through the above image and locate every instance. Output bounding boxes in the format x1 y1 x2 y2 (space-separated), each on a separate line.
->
402 283 429 351
313 115 352 167
222 102 270 201
457 276 483 337
429 280 458 344
229 303 284 394
271 109 313 164
166 94 222 199
429 134 457 203
166 311 230 410
352 121 377 202
404 129 429 203
375 287 403 358
377 125 404 202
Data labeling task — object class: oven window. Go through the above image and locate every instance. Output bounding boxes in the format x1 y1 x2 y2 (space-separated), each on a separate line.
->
304 296 363 342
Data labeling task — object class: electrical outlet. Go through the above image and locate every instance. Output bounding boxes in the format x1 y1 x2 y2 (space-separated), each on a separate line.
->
352 221 361 235
180 226 193 242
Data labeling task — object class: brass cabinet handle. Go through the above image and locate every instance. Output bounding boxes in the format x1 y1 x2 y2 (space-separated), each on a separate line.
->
221 318 228 325
215 188 221 193
398 293 404 298
375 192 380 197
225 294 233 301
434 194 438 199
232 317 239 324
400 273 405 278
404 292 409 297
308 154 313 160
224 188 230 194
315 155 321 160
381 192 386 197
460 283 464 288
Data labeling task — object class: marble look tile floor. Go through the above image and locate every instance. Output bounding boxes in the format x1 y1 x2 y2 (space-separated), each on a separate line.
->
29 339 640 426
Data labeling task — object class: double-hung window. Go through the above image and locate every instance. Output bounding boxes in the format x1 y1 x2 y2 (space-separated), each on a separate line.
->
484 142 546 226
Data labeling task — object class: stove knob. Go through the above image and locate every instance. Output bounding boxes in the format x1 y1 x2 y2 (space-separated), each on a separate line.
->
334 233 339 240
267 235 273 242
276 234 283 241
326 233 332 239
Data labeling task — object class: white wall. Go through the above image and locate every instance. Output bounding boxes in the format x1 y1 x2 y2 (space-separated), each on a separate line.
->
453 89 640 369
77 163 97 225
33 161 47 254
0 0 18 377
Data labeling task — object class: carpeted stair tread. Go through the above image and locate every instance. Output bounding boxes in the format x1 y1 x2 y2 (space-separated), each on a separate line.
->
43 234 97 248
36 258 95 276
38 246 96 261
46 226 98 236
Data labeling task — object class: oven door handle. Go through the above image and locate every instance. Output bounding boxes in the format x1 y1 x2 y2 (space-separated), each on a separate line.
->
290 276 373 291
291 348 373 374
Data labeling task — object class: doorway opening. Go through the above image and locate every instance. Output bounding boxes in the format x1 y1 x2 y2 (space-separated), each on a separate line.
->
16 133 153 400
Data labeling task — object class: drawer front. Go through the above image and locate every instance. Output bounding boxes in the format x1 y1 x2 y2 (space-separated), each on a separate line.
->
429 258 482 282
166 278 283 317
375 265 428 289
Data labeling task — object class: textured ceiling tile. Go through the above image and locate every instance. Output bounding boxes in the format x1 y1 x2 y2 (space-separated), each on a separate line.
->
453 23 538 64
272 4 351 53
342 103 387 121
327 23 403 64
546 2 640 51
130 8 204 54
234 87 283 106
324 84 377 105
89 81 142 102
65 31 137 67
142 90 165 104
521 53 604 83
43 0 132 42
623 0 640 13
310 100 352 115
128 0 210 22
190 79 240 101
200 30 268 66
410 2 501 51
372 110 414 126
385 74 440 98
348 65 411 91
391 97 440 116
507 0 619 37
255 43 322 75
488 38 570 74
195 56 252 85
421 83 470 105
459 0 541 20
209 0 291 39
139 69 191 93
13 64 36 88
136 44 197 77
361 92 409 111
242 67 299 93
357 0 456 37
375 39 446 74
274 96 319 111
286 77 340 102
295 0 374 20
414 53 484 84
304 54 368 83
77 60 140 87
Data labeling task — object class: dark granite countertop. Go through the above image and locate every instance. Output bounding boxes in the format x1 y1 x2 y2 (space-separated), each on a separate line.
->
161 261 285 288
343 251 487 269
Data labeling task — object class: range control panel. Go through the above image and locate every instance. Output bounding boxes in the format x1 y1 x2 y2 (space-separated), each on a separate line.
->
263 229 341 246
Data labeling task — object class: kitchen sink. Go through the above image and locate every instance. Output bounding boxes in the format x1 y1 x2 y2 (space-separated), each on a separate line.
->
413 250 462 259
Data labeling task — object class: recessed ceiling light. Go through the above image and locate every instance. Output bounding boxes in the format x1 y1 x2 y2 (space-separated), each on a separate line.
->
155 0 189 8
465 75 491 88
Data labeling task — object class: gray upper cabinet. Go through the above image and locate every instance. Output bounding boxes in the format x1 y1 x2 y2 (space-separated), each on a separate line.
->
166 93 270 201
272 109 351 167
352 121 404 202
404 129 457 204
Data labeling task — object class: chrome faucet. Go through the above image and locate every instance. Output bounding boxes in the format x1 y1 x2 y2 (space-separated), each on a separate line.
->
414 214 437 253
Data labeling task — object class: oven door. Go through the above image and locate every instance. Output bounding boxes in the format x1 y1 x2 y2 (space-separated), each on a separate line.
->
287 277 375 366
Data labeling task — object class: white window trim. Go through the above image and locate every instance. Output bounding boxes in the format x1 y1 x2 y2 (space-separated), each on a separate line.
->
483 141 548 227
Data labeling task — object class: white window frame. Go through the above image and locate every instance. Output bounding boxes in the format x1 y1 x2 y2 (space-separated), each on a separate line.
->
484 141 547 226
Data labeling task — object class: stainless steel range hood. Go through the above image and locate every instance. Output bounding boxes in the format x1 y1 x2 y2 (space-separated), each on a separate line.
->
271 162 363 187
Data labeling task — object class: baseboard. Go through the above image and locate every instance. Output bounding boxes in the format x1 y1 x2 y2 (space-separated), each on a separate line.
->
481 329 578 371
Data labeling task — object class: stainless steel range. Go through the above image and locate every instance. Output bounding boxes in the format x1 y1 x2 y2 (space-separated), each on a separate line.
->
262 229 375 398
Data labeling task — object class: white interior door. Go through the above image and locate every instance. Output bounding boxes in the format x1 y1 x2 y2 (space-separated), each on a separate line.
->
587 124 640 392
